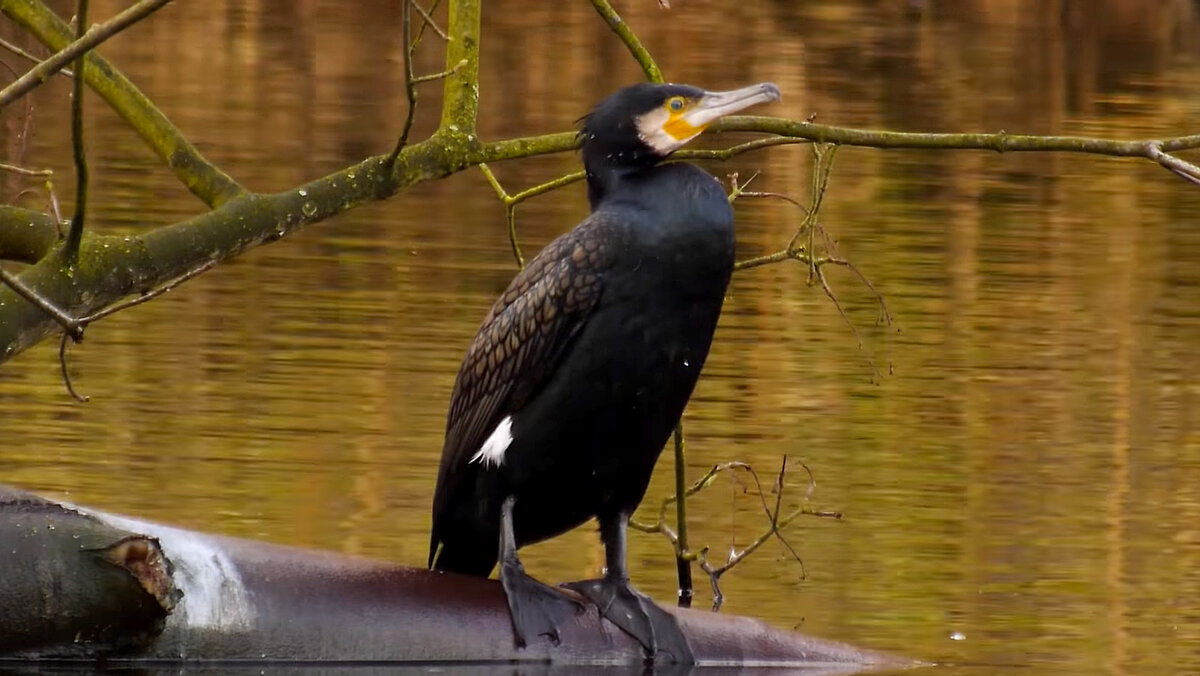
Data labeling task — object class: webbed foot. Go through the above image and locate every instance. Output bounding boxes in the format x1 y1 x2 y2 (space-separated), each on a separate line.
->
563 577 694 665
497 495 582 648
500 560 584 647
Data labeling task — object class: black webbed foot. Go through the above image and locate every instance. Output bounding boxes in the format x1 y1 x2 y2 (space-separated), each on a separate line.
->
562 576 694 665
500 559 584 647
498 496 583 648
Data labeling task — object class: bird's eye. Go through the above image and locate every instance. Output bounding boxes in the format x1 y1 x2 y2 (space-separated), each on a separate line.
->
666 97 686 113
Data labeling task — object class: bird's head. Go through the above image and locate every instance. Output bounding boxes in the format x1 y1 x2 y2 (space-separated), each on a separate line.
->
579 81 781 169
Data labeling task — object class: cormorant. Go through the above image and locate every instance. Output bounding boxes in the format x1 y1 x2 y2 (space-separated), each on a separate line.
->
429 81 782 663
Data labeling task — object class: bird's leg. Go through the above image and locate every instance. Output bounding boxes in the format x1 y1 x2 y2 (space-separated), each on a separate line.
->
562 511 695 665
498 495 583 648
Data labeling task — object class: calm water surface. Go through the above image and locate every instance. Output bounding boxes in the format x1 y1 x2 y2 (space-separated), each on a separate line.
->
2 1 1200 674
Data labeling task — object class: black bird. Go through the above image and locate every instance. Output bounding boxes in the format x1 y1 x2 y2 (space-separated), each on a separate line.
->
429 81 781 663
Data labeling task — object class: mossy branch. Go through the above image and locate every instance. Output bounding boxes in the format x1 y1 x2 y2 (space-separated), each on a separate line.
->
0 139 459 366
478 164 585 269
436 0 480 138
0 207 58 263
1 0 246 208
712 116 1200 183
476 118 1200 187
589 0 664 83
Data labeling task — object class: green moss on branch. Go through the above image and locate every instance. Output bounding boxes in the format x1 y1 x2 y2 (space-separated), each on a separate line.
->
0 139 457 365
0 207 58 263
438 0 480 136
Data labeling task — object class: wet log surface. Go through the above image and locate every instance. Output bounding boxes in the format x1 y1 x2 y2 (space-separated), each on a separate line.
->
0 485 918 674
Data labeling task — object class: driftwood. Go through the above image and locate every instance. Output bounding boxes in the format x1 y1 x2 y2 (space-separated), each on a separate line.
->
0 484 916 673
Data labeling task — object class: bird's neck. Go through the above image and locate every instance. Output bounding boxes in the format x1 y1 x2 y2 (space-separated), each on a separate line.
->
585 163 651 211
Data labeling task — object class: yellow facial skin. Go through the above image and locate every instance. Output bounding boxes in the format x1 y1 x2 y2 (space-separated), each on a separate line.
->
661 96 706 143
635 83 781 156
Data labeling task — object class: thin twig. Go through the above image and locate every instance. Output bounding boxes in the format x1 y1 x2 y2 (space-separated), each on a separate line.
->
0 0 174 110
0 56 36 170
588 0 664 83
54 260 218 400
1145 142 1200 186
0 163 52 177
477 165 586 270
45 180 64 234
59 332 87 402
631 458 840 611
0 36 73 77
409 0 448 41
509 171 585 202
388 0 418 165
4 0 243 207
679 136 811 162
412 59 467 85
63 0 90 260
673 421 693 608
727 153 892 380
0 268 82 339
78 260 216 324
694 459 841 610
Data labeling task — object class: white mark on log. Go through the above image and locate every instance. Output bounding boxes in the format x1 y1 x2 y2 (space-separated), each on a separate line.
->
74 507 256 630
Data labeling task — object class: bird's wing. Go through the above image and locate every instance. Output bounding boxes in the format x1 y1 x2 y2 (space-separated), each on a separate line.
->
431 213 621 532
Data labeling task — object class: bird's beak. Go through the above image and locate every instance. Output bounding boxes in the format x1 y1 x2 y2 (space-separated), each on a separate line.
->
684 82 782 129
661 82 781 143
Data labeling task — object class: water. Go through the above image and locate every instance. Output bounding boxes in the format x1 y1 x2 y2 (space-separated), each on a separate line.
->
2 1 1200 674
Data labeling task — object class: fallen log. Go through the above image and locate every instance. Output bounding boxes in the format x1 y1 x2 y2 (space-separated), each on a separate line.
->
0 485 917 672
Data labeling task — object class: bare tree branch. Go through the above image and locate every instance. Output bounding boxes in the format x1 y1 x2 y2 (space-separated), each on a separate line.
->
0 35 72 76
2 0 245 208
0 206 58 263
477 164 585 269
388 0 419 164
63 0 88 260
630 459 840 610
0 0 173 109
588 0 664 83
0 163 51 177
0 267 81 339
410 0 447 42
436 0 480 136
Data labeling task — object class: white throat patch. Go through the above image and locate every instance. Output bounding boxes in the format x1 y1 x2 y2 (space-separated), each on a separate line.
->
635 107 696 156
470 415 514 468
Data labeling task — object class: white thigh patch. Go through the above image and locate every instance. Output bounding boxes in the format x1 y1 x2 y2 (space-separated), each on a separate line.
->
470 415 513 468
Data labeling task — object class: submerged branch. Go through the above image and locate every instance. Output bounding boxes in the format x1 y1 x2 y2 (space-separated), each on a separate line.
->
672 421 693 608
631 458 841 610
694 458 841 611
